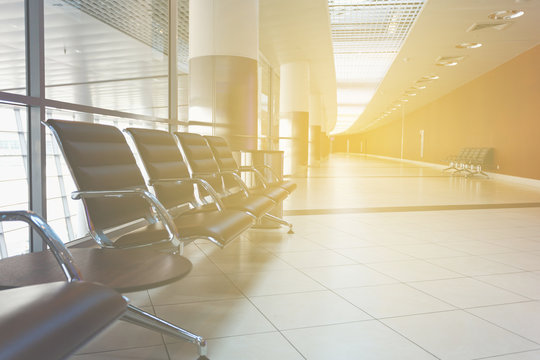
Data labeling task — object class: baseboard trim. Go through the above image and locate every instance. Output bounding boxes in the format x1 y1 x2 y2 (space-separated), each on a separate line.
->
333 152 540 189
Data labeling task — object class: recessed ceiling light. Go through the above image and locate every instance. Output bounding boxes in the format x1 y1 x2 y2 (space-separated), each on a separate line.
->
488 10 524 20
413 85 426 90
456 42 482 49
417 75 439 83
436 61 458 67
400 99 409 102
406 93 417 96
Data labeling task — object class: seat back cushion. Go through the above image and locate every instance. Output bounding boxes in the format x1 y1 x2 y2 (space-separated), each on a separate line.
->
47 119 149 229
174 132 223 191
204 136 239 171
126 128 195 209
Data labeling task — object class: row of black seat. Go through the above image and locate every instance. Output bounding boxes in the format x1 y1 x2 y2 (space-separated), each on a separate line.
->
443 147 494 178
47 119 295 254
0 119 297 360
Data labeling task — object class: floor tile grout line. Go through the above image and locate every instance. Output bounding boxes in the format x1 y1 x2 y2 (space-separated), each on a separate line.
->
219 269 309 359
375 318 443 360
285 202 540 216
471 348 540 360
467 271 540 301
463 306 540 347
73 344 169 358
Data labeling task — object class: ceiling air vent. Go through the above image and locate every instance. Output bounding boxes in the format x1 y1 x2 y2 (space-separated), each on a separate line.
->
467 22 511 32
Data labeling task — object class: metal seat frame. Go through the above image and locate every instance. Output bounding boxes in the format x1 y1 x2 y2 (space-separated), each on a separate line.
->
0 211 209 359
174 132 294 233
45 120 251 251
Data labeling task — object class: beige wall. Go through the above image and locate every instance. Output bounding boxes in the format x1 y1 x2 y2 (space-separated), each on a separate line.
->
334 44 540 180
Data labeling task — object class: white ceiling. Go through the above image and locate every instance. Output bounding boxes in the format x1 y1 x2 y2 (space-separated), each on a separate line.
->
259 0 540 135
1 0 538 131
344 0 540 134
328 0 426 133
259 0 338 130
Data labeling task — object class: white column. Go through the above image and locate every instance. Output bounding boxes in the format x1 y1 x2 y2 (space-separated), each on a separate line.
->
309 94 322 162
280 62 310 173
189 0 259 150
280 62 310 113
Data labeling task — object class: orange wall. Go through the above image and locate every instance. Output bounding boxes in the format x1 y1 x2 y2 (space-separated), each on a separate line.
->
333 44 540 180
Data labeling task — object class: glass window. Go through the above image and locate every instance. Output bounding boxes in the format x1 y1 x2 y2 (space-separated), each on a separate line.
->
44 0 169 117
178 74 189 123
279 139 293 176
0 103 28 257
258 59 271 150
188 124 212 135
271 70 280 150
0 0 26 95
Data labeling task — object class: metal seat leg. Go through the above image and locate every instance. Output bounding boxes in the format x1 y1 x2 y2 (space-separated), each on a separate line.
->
263 213 294 234
122 304 208 359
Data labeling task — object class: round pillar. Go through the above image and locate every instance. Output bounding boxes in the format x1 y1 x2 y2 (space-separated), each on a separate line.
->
189 0 259 150
309 94 322 164
320 103 330 159
280 62 310 174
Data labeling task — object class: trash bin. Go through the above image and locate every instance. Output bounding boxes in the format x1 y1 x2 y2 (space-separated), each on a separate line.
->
240 150 284 228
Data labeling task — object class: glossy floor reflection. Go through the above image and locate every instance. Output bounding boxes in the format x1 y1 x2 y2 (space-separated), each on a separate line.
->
72 155 540 360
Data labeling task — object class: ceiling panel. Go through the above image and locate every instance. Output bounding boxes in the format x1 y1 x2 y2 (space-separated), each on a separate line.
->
344 0 540 133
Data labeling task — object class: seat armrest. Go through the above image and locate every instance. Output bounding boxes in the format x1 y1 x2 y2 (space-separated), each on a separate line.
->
237 166 270 188
0 211 81 282
148 178 225 211
71 189 182 249
248 164 282 183
217 171 252 196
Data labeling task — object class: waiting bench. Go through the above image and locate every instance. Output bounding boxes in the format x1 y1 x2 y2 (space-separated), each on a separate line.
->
443 147 494 178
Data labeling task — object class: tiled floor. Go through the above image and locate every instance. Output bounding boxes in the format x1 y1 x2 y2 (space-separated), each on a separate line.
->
72 155 540 359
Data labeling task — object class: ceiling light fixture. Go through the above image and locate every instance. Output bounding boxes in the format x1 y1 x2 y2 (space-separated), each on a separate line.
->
436 61 458 66
488 10 524 20
417 75 439 83
328 0 427 133
456 42 483 49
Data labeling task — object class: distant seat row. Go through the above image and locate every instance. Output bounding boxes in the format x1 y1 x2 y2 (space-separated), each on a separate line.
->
443 147 494 178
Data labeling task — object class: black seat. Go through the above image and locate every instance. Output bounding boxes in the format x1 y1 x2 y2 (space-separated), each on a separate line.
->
125 127 272 223
175 132 294 233
173 132 276 219
45 119 253 250
0 281 125 360
0 211 215 359
204 135 296 198
0 210 208 358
